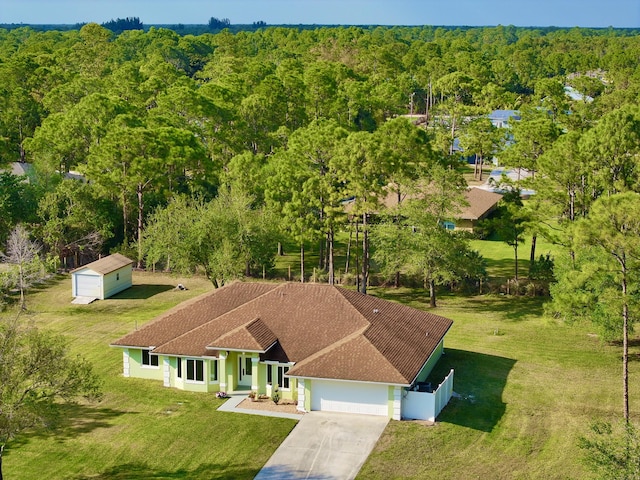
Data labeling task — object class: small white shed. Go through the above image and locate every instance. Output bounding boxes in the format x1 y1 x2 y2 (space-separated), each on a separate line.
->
71 253 134 300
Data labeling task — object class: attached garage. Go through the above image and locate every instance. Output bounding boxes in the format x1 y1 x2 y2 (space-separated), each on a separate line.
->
311 380 389 417
71 253 134 300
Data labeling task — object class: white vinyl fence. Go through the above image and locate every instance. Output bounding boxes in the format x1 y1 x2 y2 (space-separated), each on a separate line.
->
401 369 454 421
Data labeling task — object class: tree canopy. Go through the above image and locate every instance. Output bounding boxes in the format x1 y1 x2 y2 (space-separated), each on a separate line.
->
0 311 102 479
1 22 640 302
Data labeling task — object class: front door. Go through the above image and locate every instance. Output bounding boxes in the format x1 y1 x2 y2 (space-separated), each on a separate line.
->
238 353 252 387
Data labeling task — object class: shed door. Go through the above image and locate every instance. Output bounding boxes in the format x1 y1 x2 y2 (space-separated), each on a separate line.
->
311 380 389 416
75 274 101 297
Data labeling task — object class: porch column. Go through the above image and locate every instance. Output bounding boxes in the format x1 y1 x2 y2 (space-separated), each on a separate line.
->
392 386 401 420
218 352 227 391
251 356 259 392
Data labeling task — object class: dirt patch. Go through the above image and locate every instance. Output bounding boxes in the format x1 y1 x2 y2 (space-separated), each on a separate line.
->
237 398 304 415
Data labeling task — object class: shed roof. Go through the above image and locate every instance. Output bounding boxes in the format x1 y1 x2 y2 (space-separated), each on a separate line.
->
71 253 134 275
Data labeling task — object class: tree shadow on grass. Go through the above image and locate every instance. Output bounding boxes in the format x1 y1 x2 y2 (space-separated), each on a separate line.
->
483 257 520 279
27 274 66 291
608 337 640 362
370 287 546 321
110 284 175 300
368 287 431 309
5 403 131 453
609 338 640 348
451 294 546 321
71 462 259 480
54 403 135 439
426 348 516 433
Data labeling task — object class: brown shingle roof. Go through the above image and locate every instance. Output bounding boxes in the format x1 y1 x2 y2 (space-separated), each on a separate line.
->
288 335 408 384
336 288 453 383
459 188 502 220
111 282 453 385
111 282 278 350
345 186 502 222
71 253 134 275
207 318 278 352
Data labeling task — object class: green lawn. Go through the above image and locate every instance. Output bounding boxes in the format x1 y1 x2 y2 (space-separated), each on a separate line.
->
470 235 563 282
3 272 297 480
273 225 565 286
4 251 636 479
359 288 639 479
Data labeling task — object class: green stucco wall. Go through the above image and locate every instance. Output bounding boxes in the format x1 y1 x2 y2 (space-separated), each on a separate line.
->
127 349 163 381
123 348 295 400
415 339 444 383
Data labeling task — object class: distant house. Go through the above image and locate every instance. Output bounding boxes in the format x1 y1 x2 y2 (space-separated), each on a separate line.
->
564 85 593 103
2 162 85 182
71 253 134 300
111 282 455 421
488 109 520 128
346 186 502 233
442 188 503 231
0 162 34 182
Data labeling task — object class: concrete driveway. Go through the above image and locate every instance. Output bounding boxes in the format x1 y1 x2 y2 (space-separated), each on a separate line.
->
254 411 389 480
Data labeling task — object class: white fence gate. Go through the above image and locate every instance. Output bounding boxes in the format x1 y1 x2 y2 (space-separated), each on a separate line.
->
401 369 454 421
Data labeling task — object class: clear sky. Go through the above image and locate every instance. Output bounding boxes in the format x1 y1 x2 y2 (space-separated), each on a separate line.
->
1 0 639 28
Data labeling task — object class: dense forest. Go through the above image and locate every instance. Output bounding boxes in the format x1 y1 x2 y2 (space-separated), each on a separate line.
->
4 22 640 478
1 23 640 313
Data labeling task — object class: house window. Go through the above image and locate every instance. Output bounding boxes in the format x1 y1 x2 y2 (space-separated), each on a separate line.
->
186 359 204 382
442 221 455 231
210 359 218 382
116 273 120 281
277 365 290 390
177 358 182 378
141 349 158 367
267 365 273 385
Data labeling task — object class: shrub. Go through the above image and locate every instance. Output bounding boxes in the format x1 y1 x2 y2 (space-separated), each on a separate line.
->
271 385 280 405
529 253 555 282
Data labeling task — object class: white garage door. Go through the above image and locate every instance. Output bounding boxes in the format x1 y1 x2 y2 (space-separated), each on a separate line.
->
75 274 101 298
311 380 389 416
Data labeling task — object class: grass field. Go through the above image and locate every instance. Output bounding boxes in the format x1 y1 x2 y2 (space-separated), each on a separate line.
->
358 288 640 479
3 272 297 480
273 227 563 288
3 242 638 479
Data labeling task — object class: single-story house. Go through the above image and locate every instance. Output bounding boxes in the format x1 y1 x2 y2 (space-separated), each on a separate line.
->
2 161 85 182
71 253 134 300
9 161 35 178
111 282 454 420
441 187 503 231
346 186 502 233
488 109 520 128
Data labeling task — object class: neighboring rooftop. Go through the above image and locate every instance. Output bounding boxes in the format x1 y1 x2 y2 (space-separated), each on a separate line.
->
488 109 520 128
460 187 503 220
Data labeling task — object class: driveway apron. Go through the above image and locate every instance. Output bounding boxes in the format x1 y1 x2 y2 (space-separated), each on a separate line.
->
254 411 389 480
